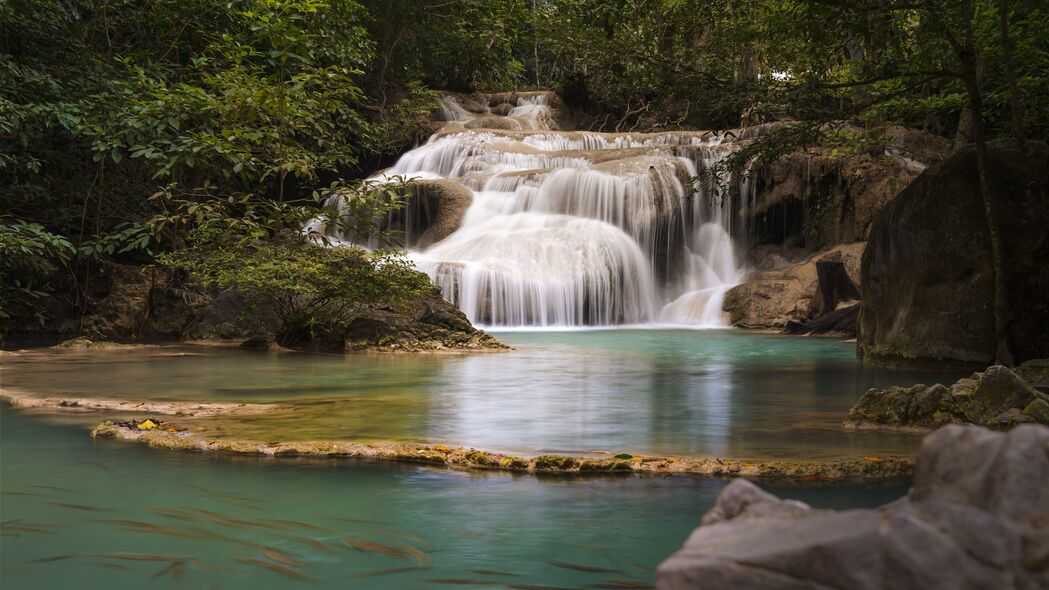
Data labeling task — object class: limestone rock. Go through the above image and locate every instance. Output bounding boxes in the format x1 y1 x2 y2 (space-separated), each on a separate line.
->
723 242 863 330
844 360 1049 430
402 179 473 247
744 149 923 253
858 140 1049 368
184 290 280 341
463 115 519 130
883 125 950 165
81 263 202 340
657 424 1049 590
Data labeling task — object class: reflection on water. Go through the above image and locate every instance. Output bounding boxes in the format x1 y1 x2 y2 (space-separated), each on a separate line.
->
0 404 908 590
1 330 966 459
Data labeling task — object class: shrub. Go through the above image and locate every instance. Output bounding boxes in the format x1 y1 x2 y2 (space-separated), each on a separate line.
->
164 235 434 346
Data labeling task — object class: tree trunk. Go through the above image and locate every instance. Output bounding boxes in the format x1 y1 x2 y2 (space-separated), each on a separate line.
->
954 102 974 145
998 0 1026 146
960 65 1014 366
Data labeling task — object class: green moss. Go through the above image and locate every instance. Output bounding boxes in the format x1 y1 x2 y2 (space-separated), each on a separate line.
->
500 456 528 470
461 449 501 467
533 455 580 471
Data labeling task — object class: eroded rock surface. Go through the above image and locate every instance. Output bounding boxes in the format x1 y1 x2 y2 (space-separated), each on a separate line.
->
845 360 1049 430
400 179 473 248
859 140 1049 367
723 242 863 332
657 424 1049 590
743 148 927 253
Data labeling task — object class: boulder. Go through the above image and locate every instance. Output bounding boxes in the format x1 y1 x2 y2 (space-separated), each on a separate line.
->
463 115 519 130
657 424 1049 590
77 260 505 353
844 359 1049 430
858 140 1049 368
183 281 505 354
883 125 951 165
723 242 863 330
490 103 514 116
338 293 506 352
402 179 473 247
783 302 859 336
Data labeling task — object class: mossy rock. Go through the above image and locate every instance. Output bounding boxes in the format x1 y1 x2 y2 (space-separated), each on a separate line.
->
533 455 580 471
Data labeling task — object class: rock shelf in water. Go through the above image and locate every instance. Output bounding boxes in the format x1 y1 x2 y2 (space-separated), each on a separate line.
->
0 389 279 417
85 420 911 480
844 359 1049 431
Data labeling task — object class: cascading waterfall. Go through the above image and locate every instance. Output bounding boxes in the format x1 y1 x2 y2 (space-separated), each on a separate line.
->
324 92 747 328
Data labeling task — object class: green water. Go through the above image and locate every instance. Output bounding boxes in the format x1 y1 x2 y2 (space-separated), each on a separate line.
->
2 329 960 459
1 403 908 590
0 330 955 588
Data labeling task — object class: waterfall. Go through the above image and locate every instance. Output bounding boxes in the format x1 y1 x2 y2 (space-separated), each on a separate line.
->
329 93 746 328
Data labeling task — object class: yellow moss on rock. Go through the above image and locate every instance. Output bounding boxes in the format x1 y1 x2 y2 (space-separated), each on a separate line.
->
86 420 914 480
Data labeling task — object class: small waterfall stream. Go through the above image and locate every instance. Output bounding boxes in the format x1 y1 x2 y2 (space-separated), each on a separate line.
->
335 93 747 328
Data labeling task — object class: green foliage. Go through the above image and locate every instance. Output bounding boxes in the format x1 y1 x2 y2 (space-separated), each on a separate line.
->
164 237 434 346
0 220 74 326
2 0 1048 336
535 0 772 130
360 0 530 93
307 176 418 245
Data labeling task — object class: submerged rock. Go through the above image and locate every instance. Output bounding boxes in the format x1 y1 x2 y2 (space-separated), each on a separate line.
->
858 140 1049 368
85 415 913 479
657 424 1049 590
844 360 1049 430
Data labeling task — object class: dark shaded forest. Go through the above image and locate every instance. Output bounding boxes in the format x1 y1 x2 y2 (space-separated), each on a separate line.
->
2 0 1047 342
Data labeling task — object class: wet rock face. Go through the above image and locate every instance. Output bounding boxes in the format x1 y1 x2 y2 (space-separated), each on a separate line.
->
656 424 1049 590
743 149 924 254
81 263 204 340
858 140 1049 368
400 179 473 248
844 360 1049 431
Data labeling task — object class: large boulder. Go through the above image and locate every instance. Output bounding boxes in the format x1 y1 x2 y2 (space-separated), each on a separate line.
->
657 424 1049 590
845 360 1049 430
463 114 519 130
723 242 863 330
402 179 473 247
858 140 1049 367
183 280 505 353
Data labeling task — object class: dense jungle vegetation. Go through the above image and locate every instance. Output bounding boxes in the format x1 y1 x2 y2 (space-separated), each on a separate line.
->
2 0 1047 337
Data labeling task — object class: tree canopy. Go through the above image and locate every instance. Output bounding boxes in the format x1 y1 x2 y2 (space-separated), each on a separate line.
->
2 0 1047 334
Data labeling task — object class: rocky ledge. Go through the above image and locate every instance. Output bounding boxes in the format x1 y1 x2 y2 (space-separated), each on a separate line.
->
1 389 277 418
57 261 508 354
85 420 911 480
657 424 1049 590
844 359 1049 431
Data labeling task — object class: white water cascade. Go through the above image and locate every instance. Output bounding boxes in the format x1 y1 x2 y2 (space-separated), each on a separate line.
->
333 93 747 328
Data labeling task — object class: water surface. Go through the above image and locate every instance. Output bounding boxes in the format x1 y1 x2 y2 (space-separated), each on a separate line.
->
1 403 908 590
2 329 962 459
